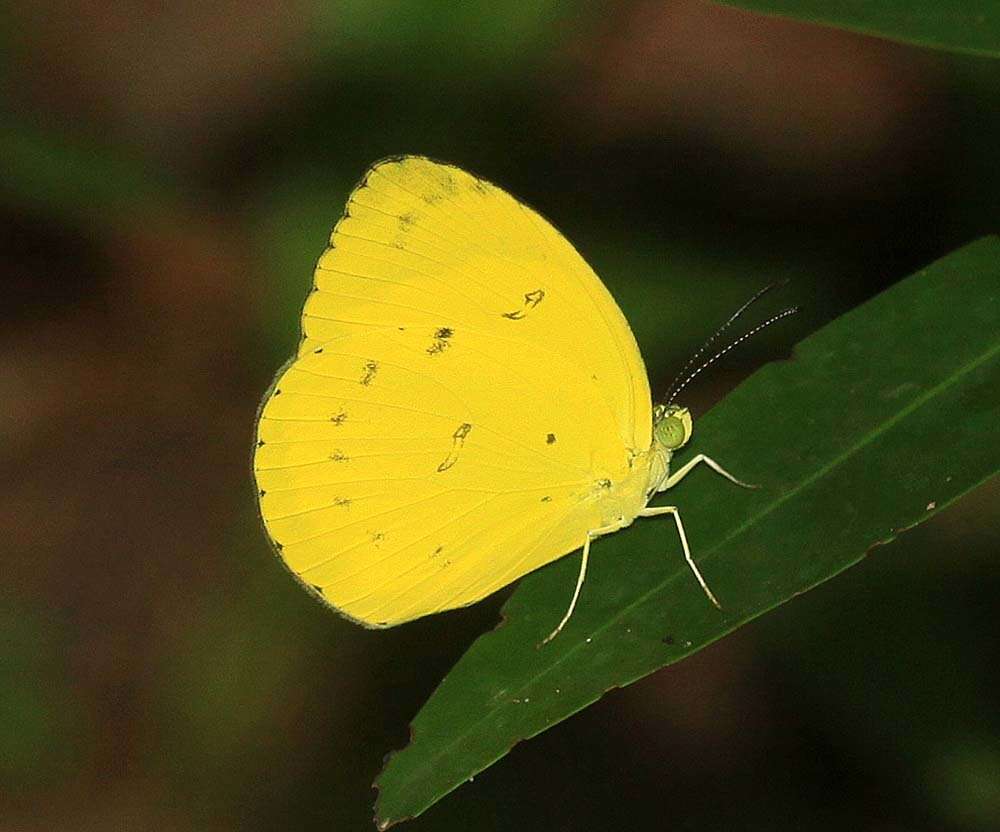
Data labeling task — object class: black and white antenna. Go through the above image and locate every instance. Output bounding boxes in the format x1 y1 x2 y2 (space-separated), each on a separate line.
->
663 283 798 406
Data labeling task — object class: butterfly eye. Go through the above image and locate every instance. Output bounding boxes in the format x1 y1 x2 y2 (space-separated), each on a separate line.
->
654 409 692 450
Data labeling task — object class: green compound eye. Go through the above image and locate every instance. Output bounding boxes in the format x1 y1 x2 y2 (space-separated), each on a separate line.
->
654 406 692 451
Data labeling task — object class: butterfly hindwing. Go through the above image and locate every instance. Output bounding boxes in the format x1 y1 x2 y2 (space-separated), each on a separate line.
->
256 327 623 625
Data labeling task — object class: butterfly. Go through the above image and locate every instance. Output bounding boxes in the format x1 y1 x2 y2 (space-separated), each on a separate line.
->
253 156 793 642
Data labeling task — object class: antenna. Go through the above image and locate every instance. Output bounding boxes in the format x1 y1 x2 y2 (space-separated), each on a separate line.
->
662 281 787 405
666 306 798 405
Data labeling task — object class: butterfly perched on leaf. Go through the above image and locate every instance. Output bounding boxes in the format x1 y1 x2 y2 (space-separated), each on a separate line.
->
253 157 791 641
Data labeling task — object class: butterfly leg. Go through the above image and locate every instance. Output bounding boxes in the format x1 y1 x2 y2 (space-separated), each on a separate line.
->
662 454 757 491
541 521 621 646
637 505 722 609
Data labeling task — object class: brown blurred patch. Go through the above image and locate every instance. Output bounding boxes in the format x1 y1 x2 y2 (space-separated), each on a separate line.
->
0 203 268 823
8 0 312 166
562 0 941 195
608 631 775 773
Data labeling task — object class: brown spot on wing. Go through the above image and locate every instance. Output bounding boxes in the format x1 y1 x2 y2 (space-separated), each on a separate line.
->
502 289 545 320
360 360 379 386
437 422 473 472
427 326 454 355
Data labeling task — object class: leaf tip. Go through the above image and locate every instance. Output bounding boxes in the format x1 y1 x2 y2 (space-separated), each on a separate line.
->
372 785 404 831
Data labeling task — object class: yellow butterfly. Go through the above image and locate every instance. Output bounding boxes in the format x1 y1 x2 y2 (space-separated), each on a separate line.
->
254 156 789 642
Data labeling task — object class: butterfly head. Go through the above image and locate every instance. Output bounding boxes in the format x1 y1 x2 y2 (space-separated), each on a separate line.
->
653 404 692 452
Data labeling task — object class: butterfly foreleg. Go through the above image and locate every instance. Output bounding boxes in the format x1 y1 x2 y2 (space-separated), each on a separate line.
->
637 505 722 609
660 453 757 492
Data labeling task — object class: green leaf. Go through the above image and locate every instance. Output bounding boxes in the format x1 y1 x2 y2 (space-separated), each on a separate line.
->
0 121 186 228
374 237 1000 827
310 0 596 80
713 0 1000 57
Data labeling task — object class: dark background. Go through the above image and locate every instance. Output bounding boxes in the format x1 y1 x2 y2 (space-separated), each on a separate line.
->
3 2 998 829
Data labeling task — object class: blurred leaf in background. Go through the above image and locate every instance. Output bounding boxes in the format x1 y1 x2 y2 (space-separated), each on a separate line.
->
716 0 1000 57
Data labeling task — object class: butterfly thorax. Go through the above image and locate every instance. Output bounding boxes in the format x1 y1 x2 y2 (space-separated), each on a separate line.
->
589 463 649 530
585 404 693 530
583 445 664 532
644 442 672 498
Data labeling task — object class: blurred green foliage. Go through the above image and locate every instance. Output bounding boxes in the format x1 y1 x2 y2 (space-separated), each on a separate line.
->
310 1 598 78
0 603 86 789
1 122 185 226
